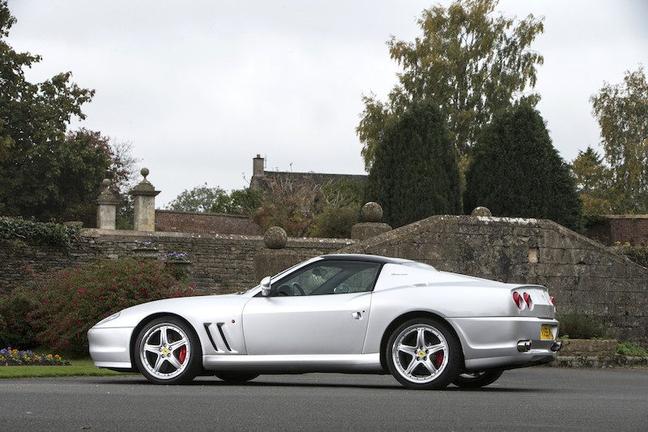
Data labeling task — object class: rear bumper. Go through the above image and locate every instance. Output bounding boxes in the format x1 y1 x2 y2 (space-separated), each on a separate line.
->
451 316 559 371
87 326 134 369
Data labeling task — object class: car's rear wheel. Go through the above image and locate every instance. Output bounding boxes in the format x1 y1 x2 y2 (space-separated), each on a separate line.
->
134 317 202 385
385 318 461 390
452 370 504 388
214 372 259 384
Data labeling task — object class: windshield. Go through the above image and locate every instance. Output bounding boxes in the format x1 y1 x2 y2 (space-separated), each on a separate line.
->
237 259 317 294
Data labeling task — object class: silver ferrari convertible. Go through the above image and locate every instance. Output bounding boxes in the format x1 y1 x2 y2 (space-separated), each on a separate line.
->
88 254 561 389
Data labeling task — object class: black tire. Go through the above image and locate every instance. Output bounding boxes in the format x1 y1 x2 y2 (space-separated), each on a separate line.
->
385 317 461 390
134 316 202 385
452 370 504 388
214 372 259 384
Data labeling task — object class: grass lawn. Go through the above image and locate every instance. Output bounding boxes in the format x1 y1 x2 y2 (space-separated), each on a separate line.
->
0 359 129 379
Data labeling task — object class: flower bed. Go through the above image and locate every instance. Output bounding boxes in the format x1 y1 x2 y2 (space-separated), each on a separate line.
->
0 347 70 366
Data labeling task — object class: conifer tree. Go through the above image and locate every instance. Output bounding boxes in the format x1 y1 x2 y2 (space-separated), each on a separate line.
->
368 102 461 227
464 103 581 228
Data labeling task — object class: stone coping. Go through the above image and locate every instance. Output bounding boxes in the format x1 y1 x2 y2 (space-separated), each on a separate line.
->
550 355 648 368
559 339 618 356
549 338 648 368
81 228 354 246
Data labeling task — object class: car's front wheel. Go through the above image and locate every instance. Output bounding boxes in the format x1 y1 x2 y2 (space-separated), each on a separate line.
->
452 370 504 388
134 317 202 385
385 318 461 390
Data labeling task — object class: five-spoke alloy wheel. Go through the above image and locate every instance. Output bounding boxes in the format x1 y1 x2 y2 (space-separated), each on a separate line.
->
386 318 461 389
134 317 202 384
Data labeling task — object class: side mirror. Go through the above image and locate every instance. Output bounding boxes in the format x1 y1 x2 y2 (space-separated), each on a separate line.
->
260 276 272 297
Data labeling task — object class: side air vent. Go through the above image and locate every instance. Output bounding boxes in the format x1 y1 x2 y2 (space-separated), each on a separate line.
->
216 323 232 351
203 323 219 351
203 322 233 353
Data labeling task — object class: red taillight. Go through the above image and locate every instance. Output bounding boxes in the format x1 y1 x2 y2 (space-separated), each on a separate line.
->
550 295 556 306
523 292 533 308
512 291 523 309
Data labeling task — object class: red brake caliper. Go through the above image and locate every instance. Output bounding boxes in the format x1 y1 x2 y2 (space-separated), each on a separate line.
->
178 345 187 364
434 351 444 368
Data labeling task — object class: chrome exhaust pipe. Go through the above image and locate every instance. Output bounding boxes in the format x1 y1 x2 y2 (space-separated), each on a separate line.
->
517 340 532 352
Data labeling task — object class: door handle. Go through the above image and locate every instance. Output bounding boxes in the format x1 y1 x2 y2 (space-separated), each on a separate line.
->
351 311 362 320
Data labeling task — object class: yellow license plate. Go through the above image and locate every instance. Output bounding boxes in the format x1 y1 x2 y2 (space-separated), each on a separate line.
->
540 325 554 341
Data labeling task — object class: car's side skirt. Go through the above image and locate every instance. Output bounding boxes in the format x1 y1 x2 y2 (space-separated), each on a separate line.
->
203 353 383 373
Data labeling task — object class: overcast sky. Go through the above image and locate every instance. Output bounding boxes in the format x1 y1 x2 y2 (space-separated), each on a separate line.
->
6 0 648 206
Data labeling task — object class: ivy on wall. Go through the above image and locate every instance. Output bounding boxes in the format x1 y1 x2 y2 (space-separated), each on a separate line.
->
0 217 79 248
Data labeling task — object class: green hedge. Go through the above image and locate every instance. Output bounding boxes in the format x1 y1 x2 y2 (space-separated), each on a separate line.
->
310 205 359 238
0 217 79 247
0 288 39 349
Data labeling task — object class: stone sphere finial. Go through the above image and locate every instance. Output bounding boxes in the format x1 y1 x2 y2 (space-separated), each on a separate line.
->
264 226 287 249
140 167 150 179
361 202 383 223
471 206 492 217
101 178 111 188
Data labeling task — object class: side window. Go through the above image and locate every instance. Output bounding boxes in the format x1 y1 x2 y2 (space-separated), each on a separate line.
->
270 261 381 297
337 267 381 294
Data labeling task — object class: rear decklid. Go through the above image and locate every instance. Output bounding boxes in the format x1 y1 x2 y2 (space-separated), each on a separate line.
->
437 272 557 318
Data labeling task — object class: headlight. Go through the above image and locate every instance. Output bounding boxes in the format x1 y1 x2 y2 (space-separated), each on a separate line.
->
95 312 121 327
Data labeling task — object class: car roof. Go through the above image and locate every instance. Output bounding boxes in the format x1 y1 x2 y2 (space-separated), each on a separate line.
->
319 254 413 265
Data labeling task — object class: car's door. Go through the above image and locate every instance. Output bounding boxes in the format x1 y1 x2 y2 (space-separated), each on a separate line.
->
242 260 381 355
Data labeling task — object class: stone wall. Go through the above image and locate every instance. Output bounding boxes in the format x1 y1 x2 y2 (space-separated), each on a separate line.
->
341 215 648 342
0 230 350 295
3 214 647 342
154 210 262 235
585 215 648 246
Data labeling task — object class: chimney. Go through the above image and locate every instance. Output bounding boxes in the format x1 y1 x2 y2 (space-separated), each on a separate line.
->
253 154 265 177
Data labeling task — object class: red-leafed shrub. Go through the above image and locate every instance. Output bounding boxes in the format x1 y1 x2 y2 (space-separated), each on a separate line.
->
26 258 197 354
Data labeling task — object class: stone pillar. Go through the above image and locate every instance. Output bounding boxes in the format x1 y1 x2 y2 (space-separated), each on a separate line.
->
129 168 160 232
351 202 392 241
96 178 120 230
253 154 265 177
254 226 301 280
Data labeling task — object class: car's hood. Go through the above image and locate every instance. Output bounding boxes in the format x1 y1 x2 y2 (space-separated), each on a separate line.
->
125 293 239 310
93 293 248 328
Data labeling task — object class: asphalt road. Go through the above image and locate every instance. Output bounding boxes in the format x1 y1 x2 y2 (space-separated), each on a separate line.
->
1 367 647 431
